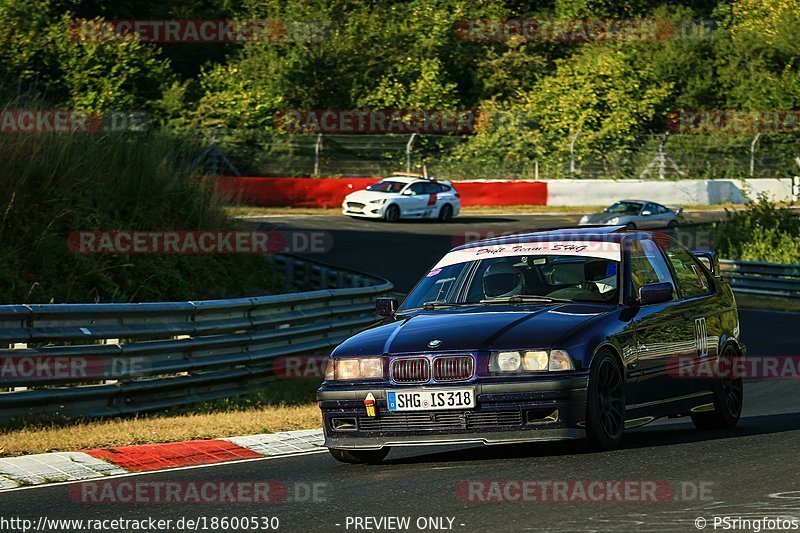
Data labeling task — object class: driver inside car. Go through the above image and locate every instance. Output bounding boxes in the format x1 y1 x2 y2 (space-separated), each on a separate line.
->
482 261 526 299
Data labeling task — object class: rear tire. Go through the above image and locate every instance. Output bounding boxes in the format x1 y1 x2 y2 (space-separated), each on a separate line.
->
585 351 625 451
438 203 454 222
384 204 400 223
667 220 679 229
691 346 743 430
328 447 390 464
625 222 636 230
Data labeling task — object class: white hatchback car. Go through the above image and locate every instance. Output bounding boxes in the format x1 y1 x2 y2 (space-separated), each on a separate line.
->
342 174 461 222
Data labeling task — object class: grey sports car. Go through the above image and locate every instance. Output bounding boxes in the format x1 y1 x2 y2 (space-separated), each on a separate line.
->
578 200 683 230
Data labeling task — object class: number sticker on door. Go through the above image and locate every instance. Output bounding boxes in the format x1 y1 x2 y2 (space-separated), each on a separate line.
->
695 317 708 357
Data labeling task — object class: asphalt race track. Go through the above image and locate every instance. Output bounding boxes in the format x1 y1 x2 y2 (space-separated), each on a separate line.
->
4 213 799 532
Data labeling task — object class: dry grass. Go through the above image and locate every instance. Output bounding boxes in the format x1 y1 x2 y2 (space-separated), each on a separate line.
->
0 404 322 457
0 379 325 457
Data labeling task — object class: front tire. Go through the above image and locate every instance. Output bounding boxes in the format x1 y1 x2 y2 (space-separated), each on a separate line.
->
328 447 390 464
667 220 679 229
691 346 743 430
625 222 636 230
384 204 400 223
585 351 625 451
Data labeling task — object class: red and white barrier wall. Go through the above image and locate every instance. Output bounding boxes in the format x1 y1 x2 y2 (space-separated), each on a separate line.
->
216 177 793 208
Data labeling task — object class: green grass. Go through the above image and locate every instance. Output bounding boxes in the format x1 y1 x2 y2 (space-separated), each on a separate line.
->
0 132 288 303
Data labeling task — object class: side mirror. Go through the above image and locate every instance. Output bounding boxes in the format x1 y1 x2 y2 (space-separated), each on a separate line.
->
375 297 398 317
641 210 652 216
692 250 719 276
402 189 414 196
639 282 674 305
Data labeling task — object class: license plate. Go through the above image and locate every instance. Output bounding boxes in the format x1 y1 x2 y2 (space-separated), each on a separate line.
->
387 389 475 412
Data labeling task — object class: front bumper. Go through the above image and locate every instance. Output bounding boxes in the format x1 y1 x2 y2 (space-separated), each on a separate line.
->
342 202 385 218
318 376 588 450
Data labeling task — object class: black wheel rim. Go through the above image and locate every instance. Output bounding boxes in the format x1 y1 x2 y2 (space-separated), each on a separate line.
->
720 348 743 416
597 359 624 438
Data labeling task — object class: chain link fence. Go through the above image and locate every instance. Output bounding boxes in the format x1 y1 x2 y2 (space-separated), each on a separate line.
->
207 131 800 180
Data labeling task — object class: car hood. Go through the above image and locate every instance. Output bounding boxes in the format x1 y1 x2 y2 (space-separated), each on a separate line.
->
333 304 606 356
582 212 627 224
344 189 395 202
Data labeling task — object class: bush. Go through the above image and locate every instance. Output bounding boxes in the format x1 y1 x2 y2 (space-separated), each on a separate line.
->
713 195 800 264
0 132 288 303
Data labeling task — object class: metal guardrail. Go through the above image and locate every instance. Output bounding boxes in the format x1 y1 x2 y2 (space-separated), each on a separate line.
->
720 259 800 299
0 255 392 424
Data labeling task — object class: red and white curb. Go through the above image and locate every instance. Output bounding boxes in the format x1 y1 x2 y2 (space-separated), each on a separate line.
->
0 428 324 491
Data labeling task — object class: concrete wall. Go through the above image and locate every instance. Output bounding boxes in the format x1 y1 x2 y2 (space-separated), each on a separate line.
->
546 178 794 206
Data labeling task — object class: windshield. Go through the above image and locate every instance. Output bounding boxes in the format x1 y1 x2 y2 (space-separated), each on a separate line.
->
604 201 642 215
399 249 620 311
366 180 406 193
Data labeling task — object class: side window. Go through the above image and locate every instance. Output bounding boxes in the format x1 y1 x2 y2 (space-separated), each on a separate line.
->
643 203 657 215
628 239 676 300
407 183 426 195
658 205 669 214
423 182 441 194
660 239 713 298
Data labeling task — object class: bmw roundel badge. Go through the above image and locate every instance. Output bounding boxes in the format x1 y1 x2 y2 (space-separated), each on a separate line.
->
428 339 442 348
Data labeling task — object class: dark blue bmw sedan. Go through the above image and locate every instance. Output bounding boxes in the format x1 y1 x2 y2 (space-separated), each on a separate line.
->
318 227 744 463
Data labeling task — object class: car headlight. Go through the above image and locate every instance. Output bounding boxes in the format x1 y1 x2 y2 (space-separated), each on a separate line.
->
489 350 574 373
325 357 384 380
369 198 387 204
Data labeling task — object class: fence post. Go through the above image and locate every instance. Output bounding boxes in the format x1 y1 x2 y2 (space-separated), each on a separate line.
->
750 133 761 177
314 133 323 177
569 131 580 176
406 133 418 173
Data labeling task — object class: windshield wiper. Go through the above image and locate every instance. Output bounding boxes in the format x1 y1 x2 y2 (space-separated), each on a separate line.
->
478 295 572 305
421 301 472 310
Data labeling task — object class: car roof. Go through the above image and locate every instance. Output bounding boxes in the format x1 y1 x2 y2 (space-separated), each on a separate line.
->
618 199 664 206
381 176 421 184
450 226 649 252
